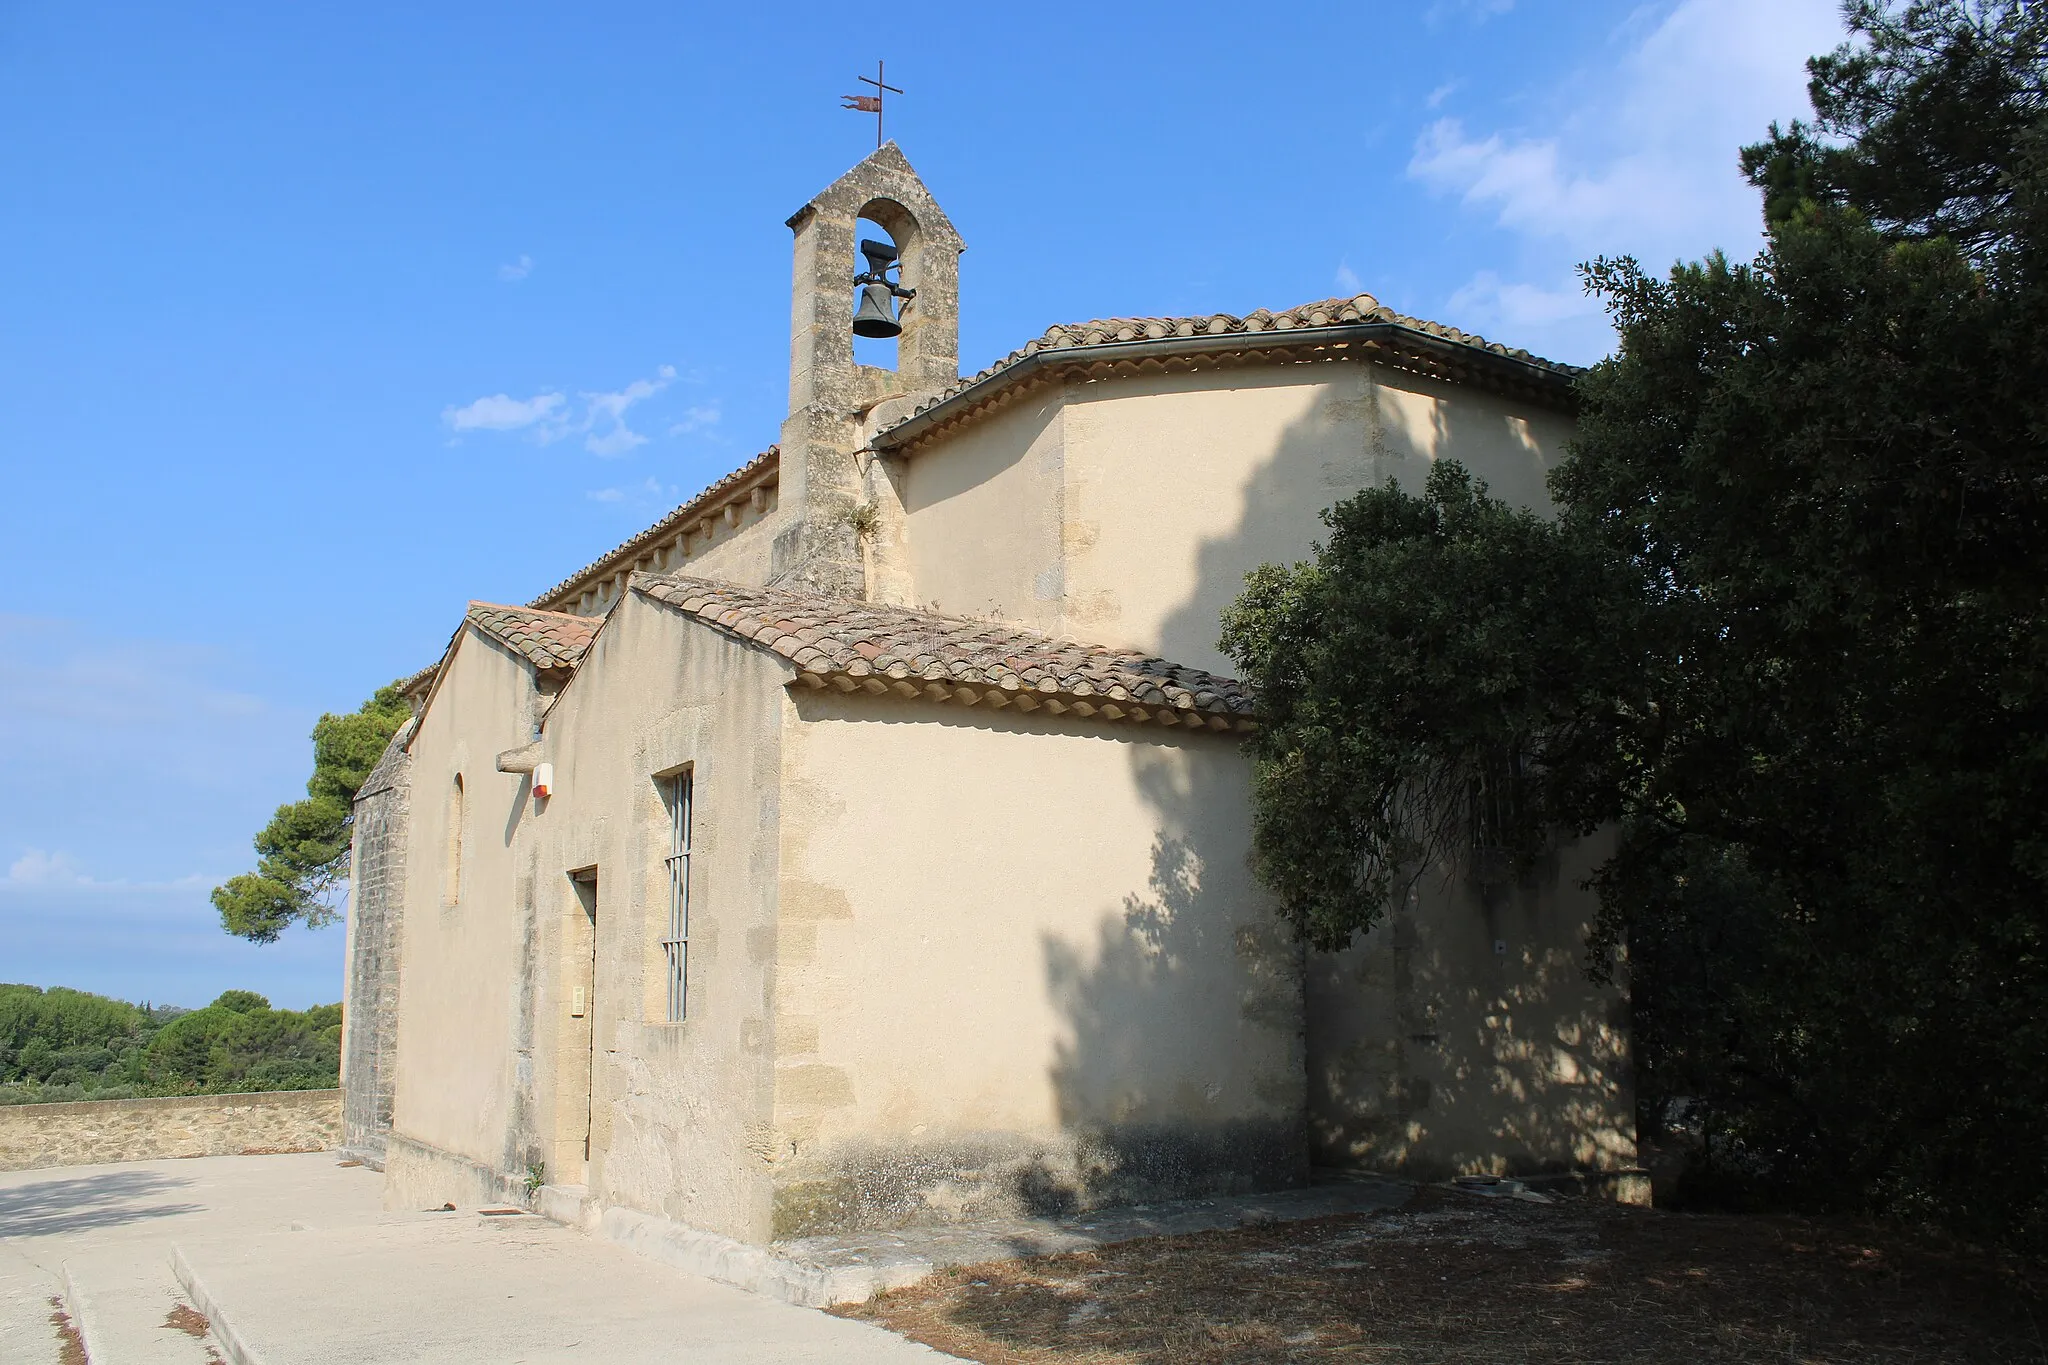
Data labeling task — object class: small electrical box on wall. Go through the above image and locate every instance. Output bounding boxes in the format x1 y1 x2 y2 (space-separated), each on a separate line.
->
533 763 554 799
571 986 587 1018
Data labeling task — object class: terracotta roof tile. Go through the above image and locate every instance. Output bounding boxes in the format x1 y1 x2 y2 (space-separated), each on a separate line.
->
466 602 599 671
632 573 1256 731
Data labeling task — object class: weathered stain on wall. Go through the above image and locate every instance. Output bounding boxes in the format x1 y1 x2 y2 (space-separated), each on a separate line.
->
0 1090 341 1172
771 1120 1308 1238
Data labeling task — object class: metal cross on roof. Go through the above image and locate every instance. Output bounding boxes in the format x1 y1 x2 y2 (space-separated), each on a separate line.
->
840 60 901 149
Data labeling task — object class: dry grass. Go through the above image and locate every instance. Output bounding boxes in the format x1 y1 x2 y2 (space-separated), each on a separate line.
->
163 1302 228 1363
841 1190 2046 1364
47 1296 85 1365
165 1302 210 1337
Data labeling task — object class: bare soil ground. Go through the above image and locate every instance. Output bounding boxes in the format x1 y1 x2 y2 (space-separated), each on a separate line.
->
840 1188 2045 1364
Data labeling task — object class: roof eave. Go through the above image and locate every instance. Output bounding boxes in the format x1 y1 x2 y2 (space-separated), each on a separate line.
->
524 447 780 613
785 666 1256 732
871 322 1578 455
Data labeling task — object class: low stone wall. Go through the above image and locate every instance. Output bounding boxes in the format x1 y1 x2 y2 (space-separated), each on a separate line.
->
0 1090 341 1172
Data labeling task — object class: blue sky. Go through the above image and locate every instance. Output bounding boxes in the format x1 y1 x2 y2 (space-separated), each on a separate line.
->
0 0 1846 1008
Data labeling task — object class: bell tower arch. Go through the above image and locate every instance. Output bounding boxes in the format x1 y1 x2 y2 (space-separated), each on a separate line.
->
775 142 963 597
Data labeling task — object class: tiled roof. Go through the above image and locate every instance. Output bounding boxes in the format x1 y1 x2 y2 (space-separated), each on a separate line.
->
632 573 1256 731
466 602 599 671
526 446 779 612
874 293 1577 450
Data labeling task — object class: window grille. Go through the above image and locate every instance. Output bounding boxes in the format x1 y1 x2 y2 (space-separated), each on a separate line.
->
661 772 693 1022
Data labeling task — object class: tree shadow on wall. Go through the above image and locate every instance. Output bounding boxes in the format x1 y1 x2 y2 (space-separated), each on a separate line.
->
1303 844 1638 1183
1040 364 1634 1203
1148 362 1560 678
1036 744 1308 1214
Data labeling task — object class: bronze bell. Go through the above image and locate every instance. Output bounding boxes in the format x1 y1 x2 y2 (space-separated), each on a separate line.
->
851 237 914 339
852 282 903 338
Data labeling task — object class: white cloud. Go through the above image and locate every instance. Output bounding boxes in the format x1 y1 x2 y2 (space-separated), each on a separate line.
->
443 365 684 455
9 848 82 885
4 848 210 894
1406 0 1847 362
584 430 645 458
1425 81 1460 111
581 365 676 457
443 391 566 434
585 476 672 507
668 402 720 437
1333 261 1363 294
498 254 534 282
1446 270 1601 330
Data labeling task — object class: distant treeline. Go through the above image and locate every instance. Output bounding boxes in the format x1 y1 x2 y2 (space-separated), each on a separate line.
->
0 984 340 1106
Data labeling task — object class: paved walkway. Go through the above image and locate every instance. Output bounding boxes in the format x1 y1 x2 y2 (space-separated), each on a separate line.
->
0 1154 956 1363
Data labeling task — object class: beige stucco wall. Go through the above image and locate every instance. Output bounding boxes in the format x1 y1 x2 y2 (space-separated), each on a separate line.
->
901 362 1574 678
768 693 1305 1236
894 390 1068 623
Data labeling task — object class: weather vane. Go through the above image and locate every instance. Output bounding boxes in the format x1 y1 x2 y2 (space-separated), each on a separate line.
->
841 61 901 149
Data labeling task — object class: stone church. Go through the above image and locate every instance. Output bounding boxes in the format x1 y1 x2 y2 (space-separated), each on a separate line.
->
340 145 1640 1247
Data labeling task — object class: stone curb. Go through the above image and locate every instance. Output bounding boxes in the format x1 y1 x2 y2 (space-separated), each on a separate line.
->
171 1244 265 1365
60 1262 108 1365
599 1208 886 1309
533 1183 598 1230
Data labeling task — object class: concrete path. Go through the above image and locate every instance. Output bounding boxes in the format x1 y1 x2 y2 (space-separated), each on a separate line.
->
0 1154 363 1364
0 1154 955 1363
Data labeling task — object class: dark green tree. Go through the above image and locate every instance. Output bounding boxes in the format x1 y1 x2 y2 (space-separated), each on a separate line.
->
1223 0 2048 1248
1218 462 1648 951
1 984 343 1101
0 985 146 1085
143 991 341 1094
1742 0 2047 264
213 684 411 942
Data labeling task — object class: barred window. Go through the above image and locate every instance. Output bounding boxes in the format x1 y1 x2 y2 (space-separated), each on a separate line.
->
660 771 693 1022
